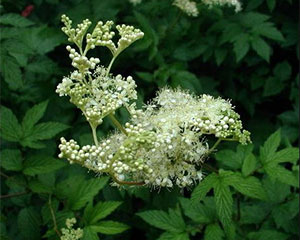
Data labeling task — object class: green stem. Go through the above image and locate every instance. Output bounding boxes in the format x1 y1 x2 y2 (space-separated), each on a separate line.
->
91 125 99 146
0 191 29 199
108 113 127 135
110 173 144 186
202 163 218 173
106 55 117 77
48 195 61 237
209 138 222 153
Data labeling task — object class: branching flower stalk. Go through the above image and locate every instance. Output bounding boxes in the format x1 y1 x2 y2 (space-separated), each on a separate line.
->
57 15 251 189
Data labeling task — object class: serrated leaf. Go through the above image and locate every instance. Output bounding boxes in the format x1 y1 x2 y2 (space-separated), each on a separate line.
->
204 223 224 240
264 163 298 187
91 221 129 235
137 210 184 232
0 149 23 171
251 37 271 62
27 122 69 141
260 129 281 162
214 178 233 226
23 155 66 176
179 198 211 223
87 201 122 224
252 23 284 41
233 34 250 62
18 208 41 240
0 55 23 90
22 100 49 134
263 177 290 203
158 232 190 240
0 13 34 27
69 177 109 210
271 148 299 164
226 173 267 200
242 153 257 176
0 106 22 142
248 230 289 240
28 179 53 193
263 76 285 96
240 203 270 224
82 226 98 240
274 61 291 81
191 173 218 203
215 48 227 65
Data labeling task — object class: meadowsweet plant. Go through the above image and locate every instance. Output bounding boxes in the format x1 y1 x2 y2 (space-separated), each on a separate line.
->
60 218 83 240
173 0 199 17
202 0 242 12
57 15 250 188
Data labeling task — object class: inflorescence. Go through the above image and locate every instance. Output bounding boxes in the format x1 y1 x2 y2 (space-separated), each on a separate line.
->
129 0 242 16
57 15 250 189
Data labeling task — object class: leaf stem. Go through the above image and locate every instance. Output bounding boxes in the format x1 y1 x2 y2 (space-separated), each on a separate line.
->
202 163 218 173
48 195 61 238
90 124 99 146
108 113 127 135
0 191 29 199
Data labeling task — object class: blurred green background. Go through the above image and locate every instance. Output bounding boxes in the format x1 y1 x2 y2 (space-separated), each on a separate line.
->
0 0 298 239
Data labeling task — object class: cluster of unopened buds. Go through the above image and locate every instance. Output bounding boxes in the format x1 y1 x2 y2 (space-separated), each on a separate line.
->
57 15 250 188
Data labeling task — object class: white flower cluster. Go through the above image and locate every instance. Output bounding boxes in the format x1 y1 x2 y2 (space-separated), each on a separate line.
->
57 15 250 189
61 218 83 240
58 87 250 188
173 0 199 17
202 0 242 12
56 67 137 127
129 0 142 6
57 15 142 128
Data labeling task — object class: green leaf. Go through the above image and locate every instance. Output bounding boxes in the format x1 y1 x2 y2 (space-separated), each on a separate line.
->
260 129 281 162
263 177 290 203
242 153 257 176
82 226 99 240
18 208 41 240
248 230 289 240
28 179 53 194
214 48 227 65
214 178 233 226
204 223 224 240
22 101 49 134
0 13 34 27
91 221 129 235
69 177 109 210
0 106 22 142
274 61 291 81
263 76 285 96
240 203 270 224
264 163 298 187
87 201 122 224
271 148 299 164
233 34 250 62
0 55 22 90
171 70 202 93
26 122 69 141
0 149 23 171
137 209 185 232
252 23 284 41
226 173 267 200
179 198 211 224
267 0 276 12
191 173 218 203
23 155 66 176
158 232 190 240
251 37 271 62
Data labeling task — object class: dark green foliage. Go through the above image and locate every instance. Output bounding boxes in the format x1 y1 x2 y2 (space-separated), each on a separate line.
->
0 0 298 239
